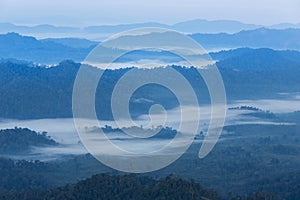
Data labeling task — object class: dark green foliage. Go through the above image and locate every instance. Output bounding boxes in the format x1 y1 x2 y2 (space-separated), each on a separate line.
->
0 123 300 199
1 47 300 120
229 105 261 111
0 60 79 119
0 158 55 190
0 154 115 192
0 60 180 120
0 127 57 154
0 174 220 200
148 123 300 200
102 125 178 139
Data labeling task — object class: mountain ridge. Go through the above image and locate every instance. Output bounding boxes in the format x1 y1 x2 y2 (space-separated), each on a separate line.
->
1 19 300 39
0 47 300 120
1 29 300 64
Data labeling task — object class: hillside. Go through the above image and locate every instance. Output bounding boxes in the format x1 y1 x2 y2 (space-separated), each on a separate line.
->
1 29 300 64
191 28 300 50
0 33 93 63
0 48 299 119
0 128 57 154
0 173 220 200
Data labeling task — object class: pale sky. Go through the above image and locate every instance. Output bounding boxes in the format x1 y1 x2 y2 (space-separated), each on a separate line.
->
0 0 300 26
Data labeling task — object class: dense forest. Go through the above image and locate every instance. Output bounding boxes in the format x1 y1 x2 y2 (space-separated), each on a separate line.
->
0 128 57 154
0 158 55 190
0 34 300 199
0 122 299 199
0 47 300 120
0 173 274 200
0 102 298 199
1 174 216 199
101 125 179 139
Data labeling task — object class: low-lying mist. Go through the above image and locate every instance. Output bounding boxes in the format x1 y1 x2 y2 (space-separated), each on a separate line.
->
0 96 298 161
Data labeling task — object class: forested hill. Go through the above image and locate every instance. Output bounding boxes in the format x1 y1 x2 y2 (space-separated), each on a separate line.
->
0 173 286 200
212 48 300 70
0 48 299 120
0 128 57 154
0 174 221 200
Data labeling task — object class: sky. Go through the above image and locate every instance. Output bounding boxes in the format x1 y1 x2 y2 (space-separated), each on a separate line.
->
0 0 300 26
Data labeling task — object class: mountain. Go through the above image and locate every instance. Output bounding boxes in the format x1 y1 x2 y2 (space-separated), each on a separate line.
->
0 32 93 64
1 29 300 65
0 60 180 120
214 48 300 99
0 23 81 39
210 48 255 60
84 22 169 34
0 48 300 119
215 48 300 70
173 19 260 33
1 20 299 40
84 19 261 34
0 20 257 37
210 47 300 64
190 28 300 50
0 128 57 154
41 37 98 48
270 23 300 29
0 23 79 33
